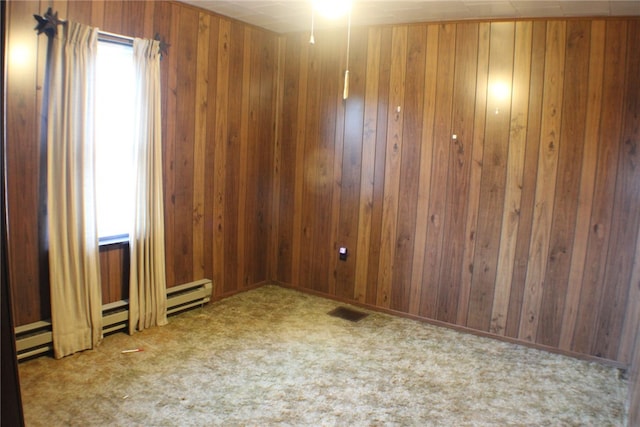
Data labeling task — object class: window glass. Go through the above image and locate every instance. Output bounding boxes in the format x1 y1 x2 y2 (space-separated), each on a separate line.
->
95 41 135 241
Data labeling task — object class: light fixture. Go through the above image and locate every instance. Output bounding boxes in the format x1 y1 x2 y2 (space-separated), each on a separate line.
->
490 81 511 102
490 80 511 114
308 0 353 100
312 0 352 20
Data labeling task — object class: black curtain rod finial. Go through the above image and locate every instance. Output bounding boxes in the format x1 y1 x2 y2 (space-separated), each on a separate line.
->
154 33 170 58
34 7 66 37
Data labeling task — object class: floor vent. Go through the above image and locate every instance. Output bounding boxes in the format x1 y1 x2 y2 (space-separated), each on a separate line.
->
328 306 369 322
15 279 213 361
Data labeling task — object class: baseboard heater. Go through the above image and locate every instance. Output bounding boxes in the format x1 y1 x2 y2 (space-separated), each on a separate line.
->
14 279 213 361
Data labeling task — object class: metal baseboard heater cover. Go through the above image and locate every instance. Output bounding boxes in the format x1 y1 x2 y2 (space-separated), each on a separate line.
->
14 279 212 361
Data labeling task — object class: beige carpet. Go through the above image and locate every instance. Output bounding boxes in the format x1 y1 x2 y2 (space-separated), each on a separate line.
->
19 285 628 426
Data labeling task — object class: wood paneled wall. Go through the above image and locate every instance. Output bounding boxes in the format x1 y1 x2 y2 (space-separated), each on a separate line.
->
275 19 640 365
5 0 278 326
5 0 640 418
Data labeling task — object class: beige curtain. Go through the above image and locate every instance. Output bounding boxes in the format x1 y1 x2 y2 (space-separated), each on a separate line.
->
128 38 167 334
47 22 102 359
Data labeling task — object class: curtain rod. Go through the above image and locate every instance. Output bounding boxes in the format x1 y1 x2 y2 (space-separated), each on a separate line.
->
34 8 170 57
98 31 134 46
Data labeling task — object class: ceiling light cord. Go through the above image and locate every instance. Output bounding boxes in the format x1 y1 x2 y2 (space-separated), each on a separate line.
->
343 10 351 100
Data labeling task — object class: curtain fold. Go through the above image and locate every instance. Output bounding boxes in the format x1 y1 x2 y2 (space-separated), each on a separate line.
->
128 38 167 334
47 21 102 359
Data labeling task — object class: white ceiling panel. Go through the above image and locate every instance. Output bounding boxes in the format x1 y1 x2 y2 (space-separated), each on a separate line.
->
180 0 640 33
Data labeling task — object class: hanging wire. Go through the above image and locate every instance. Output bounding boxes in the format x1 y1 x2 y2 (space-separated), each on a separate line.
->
343 9 351 100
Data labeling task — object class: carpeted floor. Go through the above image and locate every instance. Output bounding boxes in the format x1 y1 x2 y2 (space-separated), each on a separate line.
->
18 284 628 426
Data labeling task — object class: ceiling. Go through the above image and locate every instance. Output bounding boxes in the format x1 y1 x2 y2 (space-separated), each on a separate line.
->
181 1 640 33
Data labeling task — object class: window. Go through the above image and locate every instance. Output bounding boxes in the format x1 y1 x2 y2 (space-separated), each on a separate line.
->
95 40 135 242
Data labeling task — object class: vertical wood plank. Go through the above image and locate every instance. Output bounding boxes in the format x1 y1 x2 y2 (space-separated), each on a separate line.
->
245 26 275 283
143 0 155 38
376 25 408 308
457 22 490 326
276 36 298 284
102 0 123 34
203 15 220 289
222 22 244 293
262 36 277 284
328 30 346 297
467 21 515 331
593 20 639 360
90 0 105 28
571 20 627 355
269 37 286 282
299 32 322 292
519 21 566 342
173 7 198 286
65 1 92 24
419 23 456 319
354 27 381 303
121 0 146 37
6 0 44 325
365 26 393 306
559 21 605 351
310 30 339 293
437 22 478 323
617 21 640 366
336 27 367 300
506 21 546 338
291 34 309 288
192 12 210 281
409 23 439 316
213 19 230 293
490 21 532 335
536 20 590 347
237 27 252 289
157 1 180 288
391 25 425 312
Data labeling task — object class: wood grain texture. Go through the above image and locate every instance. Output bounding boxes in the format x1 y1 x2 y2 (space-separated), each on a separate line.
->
365 26 393 307
419 23 456 319
559 20 605 352
518 21 566 343
6 0 47 325
391 25 425 313
491 21 532 336
5 2 640 371
505 21 546 339
437 23 477 324
457 22 490 326
99 243 129 304
409 24 439 316
376 26 407 308
278 18 640 365
617 19 640 367
593 20 640 361
467 21 514 332
354 27 381 303
571 20 627 356
6 0 279 324
192 12 210 281
335 27 367 301
536 20 590 348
